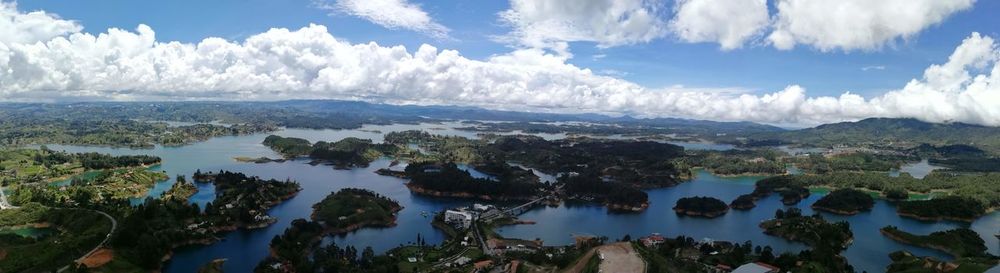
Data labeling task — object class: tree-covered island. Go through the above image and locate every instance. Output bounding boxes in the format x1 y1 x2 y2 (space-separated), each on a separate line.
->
673 196 729 218
311 188 402 234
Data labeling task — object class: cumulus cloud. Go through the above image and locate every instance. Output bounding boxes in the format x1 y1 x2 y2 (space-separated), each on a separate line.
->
668 0 768 50
768 0 975 51
315 0 449 39
2 4 1000 127
0 1 80 44
496 0 668 56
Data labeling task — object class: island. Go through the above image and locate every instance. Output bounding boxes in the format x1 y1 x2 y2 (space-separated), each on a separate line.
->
729 194 757 210
202 171 302 228
751 172 999 221
684 149 787 176
886 251 998 273
262 135 399 168
562 173 649 211
404 162 541 201
256 219 401 273
257 189 405 273
312 188 402 234
161 175 198 201
760 208 853 252
673 196 729 218
751 175 810 205
811 189 874 215
879 226 989 258
885 250 1000 273
895 196 987 222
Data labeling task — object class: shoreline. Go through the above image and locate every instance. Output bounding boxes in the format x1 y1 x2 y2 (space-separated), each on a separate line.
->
879 228 963 258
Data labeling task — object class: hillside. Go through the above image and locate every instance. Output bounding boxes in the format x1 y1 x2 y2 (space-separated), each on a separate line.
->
744 118 1000 154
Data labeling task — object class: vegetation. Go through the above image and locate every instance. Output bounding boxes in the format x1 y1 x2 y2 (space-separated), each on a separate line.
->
633 235 854 273
751 176 810 205
729 194 756 210
262 135 398 167
404 162 540 200
753 172 1000 218
262 135 313 157
0 204 113 273
811 189 874 215
0 148 162 187
673 196 729 218
162 175 197 201
561 173 648 210
202 171 301 227
886 251 998 273
739 118 1000 154
491 135 690 188
684 149 786 176
761 208 853 252
256 219 403 273
896 196 987 222
312 188 402 231
791 152 910 174
880 226 990 258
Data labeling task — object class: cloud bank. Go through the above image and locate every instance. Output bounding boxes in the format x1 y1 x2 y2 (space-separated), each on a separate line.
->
669 0 768 50
315 0 449 39
1 3 1000 127
497 0 974 52
768 0 976 51
497 0 668 56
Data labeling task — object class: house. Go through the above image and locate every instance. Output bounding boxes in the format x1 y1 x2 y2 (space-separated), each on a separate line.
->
732 262 779 273
444 209 473 229
640 233 666 247
473 203 493 211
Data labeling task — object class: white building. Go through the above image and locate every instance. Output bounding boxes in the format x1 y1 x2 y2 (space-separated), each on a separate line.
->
444 209 473 229
732 262 779 273
473 203 493 211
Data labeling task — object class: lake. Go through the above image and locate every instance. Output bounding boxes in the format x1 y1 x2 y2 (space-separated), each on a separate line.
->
30 123 1000 273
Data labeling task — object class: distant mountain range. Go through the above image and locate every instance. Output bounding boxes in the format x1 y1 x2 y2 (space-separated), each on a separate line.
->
5 100 998 154
747 118 1000 153
270 100 787 135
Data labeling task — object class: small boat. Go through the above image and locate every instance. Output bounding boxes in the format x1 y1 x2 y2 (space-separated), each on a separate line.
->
421 211 429 217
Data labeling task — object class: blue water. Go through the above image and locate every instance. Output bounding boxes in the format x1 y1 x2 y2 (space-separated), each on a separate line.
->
890 159 946 179
498 169 1000 273
26 124 1000 273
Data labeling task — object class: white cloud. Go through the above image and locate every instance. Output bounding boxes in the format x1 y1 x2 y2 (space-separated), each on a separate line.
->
315 0 449 39
768 0 975 51
2 4 1000 127
497 0 668 56
861 65 886 71
668 0 768 50
0 1 80 44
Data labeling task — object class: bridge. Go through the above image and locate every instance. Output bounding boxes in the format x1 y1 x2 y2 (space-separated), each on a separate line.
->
0 186 16 209
480 196 548 223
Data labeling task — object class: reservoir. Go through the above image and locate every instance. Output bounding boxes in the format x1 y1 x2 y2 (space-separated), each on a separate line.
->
32 122 1000 273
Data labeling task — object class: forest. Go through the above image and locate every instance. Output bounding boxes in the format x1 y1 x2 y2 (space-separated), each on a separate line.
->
256 219 400 273
263 135 399 167
810 189 875 215
561 173 649 210
673 196 729 218
312 188 402 230
880 226 990 258
895 197 988 222
404 162 541 200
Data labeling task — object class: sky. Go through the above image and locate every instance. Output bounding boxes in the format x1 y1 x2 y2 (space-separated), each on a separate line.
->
1 0 999 127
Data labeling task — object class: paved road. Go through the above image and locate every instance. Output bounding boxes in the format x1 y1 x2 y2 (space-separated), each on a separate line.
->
56 208 117 272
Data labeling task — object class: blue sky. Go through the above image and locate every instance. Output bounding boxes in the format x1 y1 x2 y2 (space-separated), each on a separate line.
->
2 0 1000 126
16 0 998 98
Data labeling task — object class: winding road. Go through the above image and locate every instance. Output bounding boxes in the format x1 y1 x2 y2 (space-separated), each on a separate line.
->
56 208 118 272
